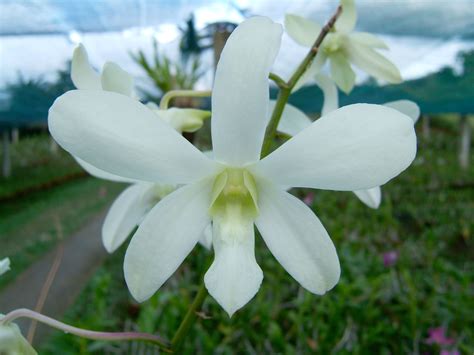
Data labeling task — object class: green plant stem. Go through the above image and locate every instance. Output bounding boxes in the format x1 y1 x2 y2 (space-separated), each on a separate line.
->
0 308 169 349
170 283 208 351
260 5 342 158
160 90 212 109
269 72 288 89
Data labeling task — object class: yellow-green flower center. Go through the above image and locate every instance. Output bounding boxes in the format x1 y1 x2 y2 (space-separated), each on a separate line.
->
209 168 259 244
323 32 343 54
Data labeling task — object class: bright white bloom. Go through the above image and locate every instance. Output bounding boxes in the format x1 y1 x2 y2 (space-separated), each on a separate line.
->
70 45 211 252
0 317 37 355
276 73 420 208
49 17 417 316
0 258 10 276
286 0 402 93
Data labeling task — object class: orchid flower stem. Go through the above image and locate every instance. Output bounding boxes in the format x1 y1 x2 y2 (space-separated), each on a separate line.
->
269 72 289 89
0 308 170 350
160 90 212 110
170 282 208 352
260 5 343 158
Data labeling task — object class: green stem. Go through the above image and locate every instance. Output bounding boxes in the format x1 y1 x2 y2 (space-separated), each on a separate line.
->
269 72 289 89
0 308 169 349
160 90 212 110
260 5 342 158
170 283 208 351
261 87 291 156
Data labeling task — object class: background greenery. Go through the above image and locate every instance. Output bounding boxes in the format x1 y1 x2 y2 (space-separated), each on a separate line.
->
0 134 124 289
37 116 473 354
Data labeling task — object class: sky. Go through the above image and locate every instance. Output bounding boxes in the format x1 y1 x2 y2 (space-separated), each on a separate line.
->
0 0 473 93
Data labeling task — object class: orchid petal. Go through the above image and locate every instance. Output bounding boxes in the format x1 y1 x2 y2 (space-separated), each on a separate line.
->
330 51 356 94
350 32 389 49
271 101 311 137
285 14 321 47
204 218 262 317
49 90 218 184
199 224 213 250
353 186 381 209
335 0 357 33
384 100 420 123
124 178 213 302
71 44 101 90
314 73 339 115
102 183 156 253
255 180 340 294
345 41 402 83
101 62 134 96
74 157 138 183
253 104 417 191
212 17 282 166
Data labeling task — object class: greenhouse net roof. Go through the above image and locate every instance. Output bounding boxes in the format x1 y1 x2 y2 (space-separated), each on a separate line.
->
1 0 473 126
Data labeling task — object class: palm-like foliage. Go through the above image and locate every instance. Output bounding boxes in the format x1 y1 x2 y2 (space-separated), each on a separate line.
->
131 39 204 101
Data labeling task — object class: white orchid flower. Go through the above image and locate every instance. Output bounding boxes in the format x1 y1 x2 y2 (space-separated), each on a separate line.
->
0 317 37 355
275 73 419 209
0 258 10 276
285 0 402 93
49 17 416 316
71 45 212 252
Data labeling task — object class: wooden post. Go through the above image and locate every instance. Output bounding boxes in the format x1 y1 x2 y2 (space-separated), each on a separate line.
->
422 114 430 140
459 114 471 169
2 129 11 178
213 24 232 72
50 137 59 155
12 128 19 144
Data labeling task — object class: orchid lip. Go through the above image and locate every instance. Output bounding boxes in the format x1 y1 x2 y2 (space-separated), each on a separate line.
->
209 167 259 221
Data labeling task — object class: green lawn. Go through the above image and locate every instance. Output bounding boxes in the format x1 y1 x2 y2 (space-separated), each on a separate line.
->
36 121 473 354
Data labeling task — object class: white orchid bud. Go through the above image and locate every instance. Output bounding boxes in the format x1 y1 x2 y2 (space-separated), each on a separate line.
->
0 318 37 355
152 107 211 134
0 258 10 276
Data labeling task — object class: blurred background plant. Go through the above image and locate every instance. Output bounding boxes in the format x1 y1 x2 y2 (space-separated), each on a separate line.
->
131 39 204 104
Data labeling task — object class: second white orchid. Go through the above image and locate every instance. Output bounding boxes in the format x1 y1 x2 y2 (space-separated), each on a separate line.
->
285 0 402 93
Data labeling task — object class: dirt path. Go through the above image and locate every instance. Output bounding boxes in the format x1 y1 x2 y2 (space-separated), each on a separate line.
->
0 210 109 346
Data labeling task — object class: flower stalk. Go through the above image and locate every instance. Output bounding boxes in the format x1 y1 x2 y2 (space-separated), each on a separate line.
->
0 309 169 350
261 5 343 158
170 283 208 351
160 90 212 110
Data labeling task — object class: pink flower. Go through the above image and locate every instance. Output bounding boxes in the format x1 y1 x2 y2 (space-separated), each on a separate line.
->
382 250 398 267
426 327 455 346
303 191 315 206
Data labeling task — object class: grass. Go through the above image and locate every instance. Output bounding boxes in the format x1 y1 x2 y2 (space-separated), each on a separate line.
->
0 134 125 289
37 121 473 354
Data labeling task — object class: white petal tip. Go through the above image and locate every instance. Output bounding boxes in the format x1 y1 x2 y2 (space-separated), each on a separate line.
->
204 262 263 317
125 279 154 303
124 253 157 303
102 241 117 254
